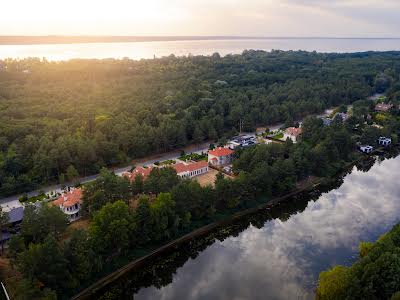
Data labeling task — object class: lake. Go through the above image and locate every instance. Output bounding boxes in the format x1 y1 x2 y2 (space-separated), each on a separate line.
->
89 153 400 300
1 38 400 61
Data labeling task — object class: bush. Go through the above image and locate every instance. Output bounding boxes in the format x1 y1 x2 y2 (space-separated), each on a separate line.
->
19 194 29 202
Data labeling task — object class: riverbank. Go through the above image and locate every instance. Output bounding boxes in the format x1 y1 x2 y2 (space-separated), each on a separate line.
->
72 177 321 299
316 221 400 300
72 146 398 299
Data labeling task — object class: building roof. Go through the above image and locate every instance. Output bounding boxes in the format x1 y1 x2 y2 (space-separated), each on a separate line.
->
375 103 393 111
285 127 303 137
172 161 208 174
123 166 153 181
7 206 24 224
53 188 82 208
208 147 234 157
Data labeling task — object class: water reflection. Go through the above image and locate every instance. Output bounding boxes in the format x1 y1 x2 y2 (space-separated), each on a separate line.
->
96 154 400 300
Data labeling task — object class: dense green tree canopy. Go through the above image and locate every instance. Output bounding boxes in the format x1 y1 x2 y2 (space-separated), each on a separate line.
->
317 223 400 300
1 51 400 196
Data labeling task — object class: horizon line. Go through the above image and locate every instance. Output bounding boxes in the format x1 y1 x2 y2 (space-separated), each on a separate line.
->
1 35 400 45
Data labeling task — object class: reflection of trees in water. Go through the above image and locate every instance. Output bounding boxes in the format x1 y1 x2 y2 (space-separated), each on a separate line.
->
93 154 396 300
355 156 376 173
93 189 329 299
356 151 398 173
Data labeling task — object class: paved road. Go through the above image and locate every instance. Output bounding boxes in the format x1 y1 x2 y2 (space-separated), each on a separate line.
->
0 107 337 208
0 142 210 208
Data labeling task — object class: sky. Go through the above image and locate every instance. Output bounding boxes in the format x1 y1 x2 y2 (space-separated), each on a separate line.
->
1 0 400 37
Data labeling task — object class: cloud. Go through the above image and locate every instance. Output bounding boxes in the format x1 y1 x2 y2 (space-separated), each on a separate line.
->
0 0 399 36
282 0 400 34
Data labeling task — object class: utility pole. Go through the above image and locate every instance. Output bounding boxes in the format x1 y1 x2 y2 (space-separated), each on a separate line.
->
239 119 244 135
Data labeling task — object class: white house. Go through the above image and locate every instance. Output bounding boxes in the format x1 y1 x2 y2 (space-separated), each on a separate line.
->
52 188 82 222
359 145 373 154
378 137 392 146
172 161 209 178
283 127 303 143
208 147 234 166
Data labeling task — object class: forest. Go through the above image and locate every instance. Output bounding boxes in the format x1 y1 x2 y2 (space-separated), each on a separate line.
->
317 222 400 300
7 109 399 299
1 50 400 196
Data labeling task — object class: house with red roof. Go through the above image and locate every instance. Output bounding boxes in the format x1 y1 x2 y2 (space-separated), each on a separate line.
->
208 147 234 166
122 166 153 182
284 127 303 143
172 161 209 178
52 188 82 222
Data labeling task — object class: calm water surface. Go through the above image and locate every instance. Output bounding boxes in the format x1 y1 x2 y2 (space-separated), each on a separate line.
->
94 154 400 300
1 38 400 61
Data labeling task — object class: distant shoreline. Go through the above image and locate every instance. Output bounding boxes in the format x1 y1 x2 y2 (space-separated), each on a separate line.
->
1 36 400 45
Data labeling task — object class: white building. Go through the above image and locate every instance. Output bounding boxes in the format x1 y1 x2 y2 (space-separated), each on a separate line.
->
359 145 373 154
172 161 209 178
52 188 82 222
208 147 234 166
378 137 392 146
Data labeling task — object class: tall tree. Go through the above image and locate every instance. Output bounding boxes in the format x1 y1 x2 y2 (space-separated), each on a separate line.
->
66 165 79 184
20 204 68 244
17 234 71 293
82 168 131 214
0 206 9 254
89 200 132 258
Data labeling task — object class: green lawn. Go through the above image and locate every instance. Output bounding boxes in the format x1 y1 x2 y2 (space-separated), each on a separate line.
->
179 153 207 161
19 193 48 203
160 159 176 165
273 133 284 139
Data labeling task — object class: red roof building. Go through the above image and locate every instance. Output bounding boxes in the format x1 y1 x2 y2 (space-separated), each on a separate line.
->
122 166 153 182
284 127 303 143
208 147 234 157
285 127 302 137
52 188 82 222
208 147 234 166
172 161 209 178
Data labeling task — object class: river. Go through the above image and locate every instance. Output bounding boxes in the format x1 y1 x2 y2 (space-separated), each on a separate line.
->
1 38 400 61
88 153 400 300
